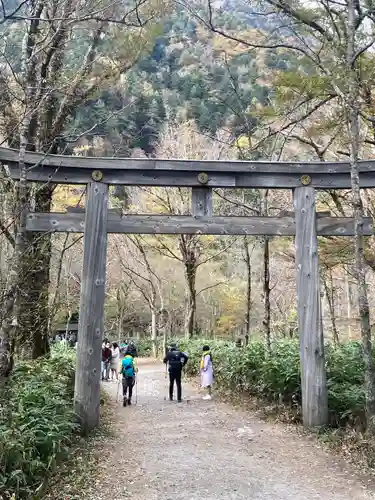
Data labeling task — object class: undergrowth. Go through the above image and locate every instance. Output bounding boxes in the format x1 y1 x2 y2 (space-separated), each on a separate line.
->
42 391 113 500
176 338 369 428
135 337 368 429
134 339 154 357
0 343 77 499
136 337 375 469
175 338 375 470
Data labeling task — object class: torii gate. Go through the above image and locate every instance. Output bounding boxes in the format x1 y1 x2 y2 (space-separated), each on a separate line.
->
2 146 374 433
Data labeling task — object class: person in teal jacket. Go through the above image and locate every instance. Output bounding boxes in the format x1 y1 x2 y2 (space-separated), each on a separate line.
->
120 352 138 407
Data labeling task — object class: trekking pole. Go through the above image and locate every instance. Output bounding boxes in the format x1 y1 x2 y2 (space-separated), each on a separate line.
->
163 363 168 401
116 376 121 403
135 376 138 405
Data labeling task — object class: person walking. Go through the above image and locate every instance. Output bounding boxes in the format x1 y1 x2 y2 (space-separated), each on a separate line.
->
110 342 120 381
120 341 128 355
163 343 188 402
101 341 112 381
126 341 138 357
101 341 106 381
120 349 138 406
200 345 214 400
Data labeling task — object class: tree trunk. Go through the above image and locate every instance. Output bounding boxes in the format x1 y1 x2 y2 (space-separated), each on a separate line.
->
49 233 69 333
163 328 167 358
323 269 339 345
117 303 124 341
151 307 158 357
5 0 51 361
262 190 271 351
347 0 375 429
0 111 31 380
0 286 16 386
184 264 196 340
243 236 252 345
345 269 354 338
158 308 168 358
263 235 271 351
28 185 53 358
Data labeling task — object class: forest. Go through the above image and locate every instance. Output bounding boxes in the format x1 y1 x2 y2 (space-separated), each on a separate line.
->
2 0 375 497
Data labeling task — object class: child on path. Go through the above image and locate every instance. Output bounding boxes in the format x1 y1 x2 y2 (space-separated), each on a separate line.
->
200 345 213 400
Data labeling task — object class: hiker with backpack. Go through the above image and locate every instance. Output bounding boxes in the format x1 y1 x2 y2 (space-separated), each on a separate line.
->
120 349 138 407
163 343 189 402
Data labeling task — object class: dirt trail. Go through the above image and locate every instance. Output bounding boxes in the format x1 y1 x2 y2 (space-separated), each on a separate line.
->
87 359 375 500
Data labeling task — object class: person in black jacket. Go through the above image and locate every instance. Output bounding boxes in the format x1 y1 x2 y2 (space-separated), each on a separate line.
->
125 341 138 358
163 344 188 402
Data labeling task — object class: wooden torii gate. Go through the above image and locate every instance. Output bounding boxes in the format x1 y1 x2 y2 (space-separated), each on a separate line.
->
3 146 375 433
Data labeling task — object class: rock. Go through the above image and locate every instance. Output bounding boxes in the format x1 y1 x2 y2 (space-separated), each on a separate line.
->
237 426 254 436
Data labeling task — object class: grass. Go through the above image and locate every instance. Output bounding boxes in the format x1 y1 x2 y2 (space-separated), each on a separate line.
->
42 393 113 500
0 344 77 498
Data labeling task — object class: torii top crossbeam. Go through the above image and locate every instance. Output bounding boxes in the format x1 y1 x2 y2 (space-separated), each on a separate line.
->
2 146 375 188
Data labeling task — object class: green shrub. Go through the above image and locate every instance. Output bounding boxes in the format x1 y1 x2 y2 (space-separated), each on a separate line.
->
135 339 154 357
259 340 300 402
325 341 365 426
178 338 369 429
0 345 77 498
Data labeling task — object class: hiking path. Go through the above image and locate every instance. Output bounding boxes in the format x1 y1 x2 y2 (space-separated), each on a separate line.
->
86 359 375 500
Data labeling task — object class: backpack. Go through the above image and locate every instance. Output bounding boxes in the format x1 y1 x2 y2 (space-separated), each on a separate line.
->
121 356 135 377
168 350 182 370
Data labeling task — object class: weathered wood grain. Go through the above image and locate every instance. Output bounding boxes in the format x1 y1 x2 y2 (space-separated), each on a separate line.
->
2 145 375 173
7 162 375 188
191 188 213 216
68 207 332 218
4 145 375 188
74 182 109 434
279 210 331 217
26 212 374 237
294 186 328 428
67 206 120 214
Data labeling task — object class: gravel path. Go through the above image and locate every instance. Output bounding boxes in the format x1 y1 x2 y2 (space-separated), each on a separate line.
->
88 359 375 500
